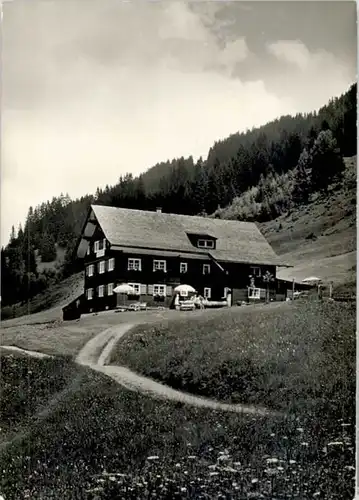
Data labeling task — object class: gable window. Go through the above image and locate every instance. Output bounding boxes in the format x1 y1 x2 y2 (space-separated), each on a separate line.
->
108 258 115 271
86 264 94 277
153 284 166 296
97 285 104 297
94 240 105 252
204 287 211 299
128 258 141 271
153 260 167 272
128 283 141 295
180 262 188 274
248 287 261 299
98 261 106 274
250 266 261 277
94 239 106 257
107 283 114 295
86 288 94 300
198 239 215 249
203 264 211 275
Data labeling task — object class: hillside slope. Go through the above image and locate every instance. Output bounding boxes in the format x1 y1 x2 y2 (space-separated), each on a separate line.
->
2 156 355 324
1 272 83 326
260 156 356 285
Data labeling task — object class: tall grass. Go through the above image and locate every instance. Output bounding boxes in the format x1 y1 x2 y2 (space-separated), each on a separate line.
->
0 349 355 499
111 300 355 415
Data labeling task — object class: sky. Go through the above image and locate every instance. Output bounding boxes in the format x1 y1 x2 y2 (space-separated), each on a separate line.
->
1 0 356 245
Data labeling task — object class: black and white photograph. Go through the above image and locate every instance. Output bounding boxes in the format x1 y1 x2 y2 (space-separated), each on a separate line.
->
0 1 357 498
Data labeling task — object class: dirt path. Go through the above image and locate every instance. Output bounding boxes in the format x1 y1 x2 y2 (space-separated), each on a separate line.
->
75 324 280 417
0 345 51 359
1 323 281 417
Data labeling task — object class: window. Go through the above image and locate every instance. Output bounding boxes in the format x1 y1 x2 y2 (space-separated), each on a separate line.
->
108 258 115 271
98 261 105 274
248 287 261 299
94 240 104 252
153 284 166 296
153 260 167 272
98 285 104 297
86 288 94 300
204 287 211 299
180 262 188 274
128 258 141 271
203 264 211 275
198 239 215 249
250 266 261 277
107 283 114 295
128 283 141 295
86 264 94 277
94 239 106 256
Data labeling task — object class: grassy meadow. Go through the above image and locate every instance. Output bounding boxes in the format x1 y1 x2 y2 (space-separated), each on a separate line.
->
0 348 355 499
0 297 355 498
110 300 355 414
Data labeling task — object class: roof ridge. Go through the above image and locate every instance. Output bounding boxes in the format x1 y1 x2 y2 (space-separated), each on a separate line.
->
91 204 256 226
85 204 283 266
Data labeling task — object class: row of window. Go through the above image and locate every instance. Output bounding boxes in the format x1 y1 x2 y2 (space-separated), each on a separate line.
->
87 283 114 300
85 283 213 300
128 258 211 275
86 258 115 276
87 238 215 255
86 258 212 277
86 284 265 301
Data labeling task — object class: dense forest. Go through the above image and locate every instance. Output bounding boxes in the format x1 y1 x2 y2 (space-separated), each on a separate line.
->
1 83 356 308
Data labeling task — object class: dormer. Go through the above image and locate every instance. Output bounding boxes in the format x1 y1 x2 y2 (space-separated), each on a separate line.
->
186 232 217 250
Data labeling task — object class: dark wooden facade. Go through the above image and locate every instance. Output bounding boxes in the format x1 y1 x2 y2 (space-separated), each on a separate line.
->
81 224 278 314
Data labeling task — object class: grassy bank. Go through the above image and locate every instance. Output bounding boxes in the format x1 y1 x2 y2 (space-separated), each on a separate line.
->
110 300 355 415
0 321 104 357
0 352 355 499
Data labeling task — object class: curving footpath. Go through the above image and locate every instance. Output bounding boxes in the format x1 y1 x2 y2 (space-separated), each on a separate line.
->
0 345 51 359
1 323 282 418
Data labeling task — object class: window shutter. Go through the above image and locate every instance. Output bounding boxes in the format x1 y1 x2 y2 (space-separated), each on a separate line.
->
148 284 154 295
140 284 147 295
260 288 266 299
166 285 172 296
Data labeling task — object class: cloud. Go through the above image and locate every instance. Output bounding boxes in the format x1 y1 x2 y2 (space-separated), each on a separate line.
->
264 39 354 111
267 40 312 70
1 1 356 245
266 39 346 74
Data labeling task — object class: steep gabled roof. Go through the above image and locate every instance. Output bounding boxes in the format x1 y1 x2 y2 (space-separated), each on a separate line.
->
78 205 289 266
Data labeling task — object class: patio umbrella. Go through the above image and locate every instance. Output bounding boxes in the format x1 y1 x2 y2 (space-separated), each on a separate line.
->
302 276 322 285
113 284 135 294
113 284 135 307
174 284 196 295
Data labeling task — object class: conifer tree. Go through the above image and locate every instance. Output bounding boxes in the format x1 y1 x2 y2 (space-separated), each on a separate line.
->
310 130 345 192
292 149 311 204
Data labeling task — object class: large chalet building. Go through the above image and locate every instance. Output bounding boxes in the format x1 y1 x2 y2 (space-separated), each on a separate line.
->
75 205 288 314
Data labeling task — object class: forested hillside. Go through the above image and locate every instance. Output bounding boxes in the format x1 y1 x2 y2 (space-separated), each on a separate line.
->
1 83 356 311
